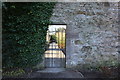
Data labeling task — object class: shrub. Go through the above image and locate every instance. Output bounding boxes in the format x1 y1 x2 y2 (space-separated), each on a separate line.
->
2 2 56 68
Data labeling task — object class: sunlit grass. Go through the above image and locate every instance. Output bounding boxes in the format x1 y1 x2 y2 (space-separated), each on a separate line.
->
3 69 25 77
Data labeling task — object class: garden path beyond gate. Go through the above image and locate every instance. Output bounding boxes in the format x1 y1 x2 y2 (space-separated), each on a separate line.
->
45 27 66 68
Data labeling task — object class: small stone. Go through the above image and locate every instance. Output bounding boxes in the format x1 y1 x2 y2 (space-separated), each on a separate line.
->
74 40 83 45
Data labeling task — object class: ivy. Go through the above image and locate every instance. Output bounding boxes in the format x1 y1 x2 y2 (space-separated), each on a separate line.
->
2 2 56 68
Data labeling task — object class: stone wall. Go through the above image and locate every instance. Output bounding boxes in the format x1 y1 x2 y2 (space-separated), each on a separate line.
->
50 2 119 69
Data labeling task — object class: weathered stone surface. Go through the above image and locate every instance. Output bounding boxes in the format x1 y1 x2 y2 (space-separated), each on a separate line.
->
75 40 83 45
81 46 92 53
50 2 119 69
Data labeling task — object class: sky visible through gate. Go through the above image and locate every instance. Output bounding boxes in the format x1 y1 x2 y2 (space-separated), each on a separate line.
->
49 25 66 31
48 25 66 35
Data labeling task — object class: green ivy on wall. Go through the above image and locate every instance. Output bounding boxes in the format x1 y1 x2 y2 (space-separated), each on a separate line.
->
2 2 56 68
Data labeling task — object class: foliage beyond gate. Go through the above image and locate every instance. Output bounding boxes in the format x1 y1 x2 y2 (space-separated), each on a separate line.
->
2 2 56 68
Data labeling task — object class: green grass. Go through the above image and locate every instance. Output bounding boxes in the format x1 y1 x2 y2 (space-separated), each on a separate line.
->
3 69 25 77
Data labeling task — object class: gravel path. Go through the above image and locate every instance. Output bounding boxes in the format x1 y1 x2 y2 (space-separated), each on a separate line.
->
27 69 84 78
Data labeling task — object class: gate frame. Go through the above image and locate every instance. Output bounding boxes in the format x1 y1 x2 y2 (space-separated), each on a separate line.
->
45 24 67 68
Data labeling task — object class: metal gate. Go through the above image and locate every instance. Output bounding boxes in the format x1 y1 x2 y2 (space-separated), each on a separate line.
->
45 27 66 68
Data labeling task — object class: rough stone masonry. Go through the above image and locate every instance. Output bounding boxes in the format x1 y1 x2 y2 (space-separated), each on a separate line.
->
50 2 119 69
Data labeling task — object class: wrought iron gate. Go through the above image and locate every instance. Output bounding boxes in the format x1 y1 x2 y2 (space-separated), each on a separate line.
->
45 28 66 68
